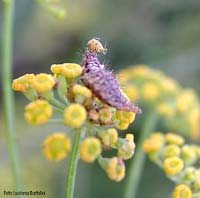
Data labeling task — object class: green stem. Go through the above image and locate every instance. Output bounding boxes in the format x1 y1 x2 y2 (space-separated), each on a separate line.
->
66 128 82 198
47 119 64 124
124 110 158 198
52 106 64 114
1 0 22 192
51 98 66 109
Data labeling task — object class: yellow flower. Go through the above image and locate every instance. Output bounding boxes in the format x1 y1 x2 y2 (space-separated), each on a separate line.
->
99 128 118 147
172 184 192 198
181 145 197 165
129 65 150 77
118 134 135 160
194 179 200 190
142 133 164 153
50 64 62 74
194 169 200 189
176 89 197 113
99 108 112 124
141 82 159 100
187 108 200 139
60 63 82 78
31 73 55 92
12 74 35 92
43 133 71 161
163 157 184 175
183 167 197 182
156 102 175 117
163 144 181 158
121 85 139 101
116 121 130 130
24 100 52 124
64 104 87 128
161 78 179 94
72 84 92 98
79 137 101 163
125 133 134 142
165 133 184 146
115 110 135 123
106 157 125 182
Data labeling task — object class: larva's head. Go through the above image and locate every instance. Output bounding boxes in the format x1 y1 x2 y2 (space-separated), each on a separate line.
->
87 38 107 54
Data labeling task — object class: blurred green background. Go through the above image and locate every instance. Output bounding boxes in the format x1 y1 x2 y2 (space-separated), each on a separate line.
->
1 0 200 197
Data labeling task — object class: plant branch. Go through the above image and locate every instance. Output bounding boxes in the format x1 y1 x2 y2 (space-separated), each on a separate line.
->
65 128 82 198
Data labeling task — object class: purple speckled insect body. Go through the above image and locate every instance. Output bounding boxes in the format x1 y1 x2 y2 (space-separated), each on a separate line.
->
81 40 142 114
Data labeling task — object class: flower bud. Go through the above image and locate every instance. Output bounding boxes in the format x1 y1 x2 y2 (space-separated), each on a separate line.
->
72 84 92 103
142 133 164 153
31 73 55 93
64 104 87 128
172 184 191 198
60 63 82 79
182 167 197 183
98 128 118 147
118 134 135 160
99 157 125 182
181 145 197 165
162 144 181 158
43 133 71 161
165 133 184 146
12 74 35 92
79 137 101 163
24 100 53 124
115 110 135 124
163 157 184 176
141 82 159 100
99 108 112 124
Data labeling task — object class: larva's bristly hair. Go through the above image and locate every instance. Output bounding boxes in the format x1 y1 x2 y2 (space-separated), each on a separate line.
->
81 38 142 114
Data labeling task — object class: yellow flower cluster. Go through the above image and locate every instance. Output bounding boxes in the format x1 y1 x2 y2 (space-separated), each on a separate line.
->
12 73 55 93
12 61 137 182
143 132 200 197
118 65 200 139
51 63 82 79
12 74 35 92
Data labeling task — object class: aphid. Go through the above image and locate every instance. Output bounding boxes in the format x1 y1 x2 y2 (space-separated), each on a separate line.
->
87 38 107 54
81 38 142 114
